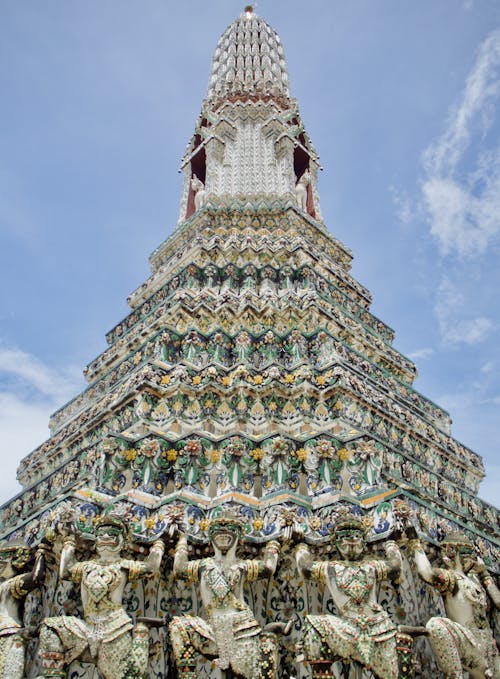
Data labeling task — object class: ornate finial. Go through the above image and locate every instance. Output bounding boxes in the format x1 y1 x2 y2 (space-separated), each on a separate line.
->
205 6 290 103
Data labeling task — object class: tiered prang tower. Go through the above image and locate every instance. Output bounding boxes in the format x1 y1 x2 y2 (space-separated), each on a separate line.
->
1 7 498 679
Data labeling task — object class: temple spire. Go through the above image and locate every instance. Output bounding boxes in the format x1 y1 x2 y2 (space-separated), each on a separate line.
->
206 6 290 104
178 7 322 224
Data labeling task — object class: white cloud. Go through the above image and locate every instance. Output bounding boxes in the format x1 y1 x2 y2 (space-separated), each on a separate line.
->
0 393 53 502
441 316 493 345
389 185 414 226
434 277 493 345
407 347 434 361
0 348 81 403
439 390 476 413
0 346 83 504
480 360 495 374
480 394 500 405
423 29 500 177
422 165 500 257
421 29 500 256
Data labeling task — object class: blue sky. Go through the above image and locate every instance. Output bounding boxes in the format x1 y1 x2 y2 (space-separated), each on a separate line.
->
1 1 499 507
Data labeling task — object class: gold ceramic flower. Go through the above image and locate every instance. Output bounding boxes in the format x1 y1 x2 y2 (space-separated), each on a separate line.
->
296 448 308 462
337 447 350 462
251 447 264 461
165 448 177 462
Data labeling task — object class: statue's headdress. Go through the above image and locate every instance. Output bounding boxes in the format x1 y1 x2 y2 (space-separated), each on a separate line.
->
441 531 475 555
0 543 32 571
208 510 244 539
332 515 367 541
95 513 130 539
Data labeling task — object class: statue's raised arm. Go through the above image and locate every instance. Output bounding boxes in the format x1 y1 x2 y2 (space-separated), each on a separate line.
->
172 533 202 584
473 557 500 610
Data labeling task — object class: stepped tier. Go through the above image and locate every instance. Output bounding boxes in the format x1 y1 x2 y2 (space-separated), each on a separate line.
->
53 328 446 437
14 351 488 502
8 198 495 564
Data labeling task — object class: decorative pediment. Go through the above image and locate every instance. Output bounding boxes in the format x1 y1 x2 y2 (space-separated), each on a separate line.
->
262 116 285 138
213 118 237 141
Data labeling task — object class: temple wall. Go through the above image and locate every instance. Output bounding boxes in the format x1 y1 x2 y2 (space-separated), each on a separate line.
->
20 539 451 679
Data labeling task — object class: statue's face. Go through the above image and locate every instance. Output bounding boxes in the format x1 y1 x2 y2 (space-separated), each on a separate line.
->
335 529 365 561
95 525 124 557
210 528 238 554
